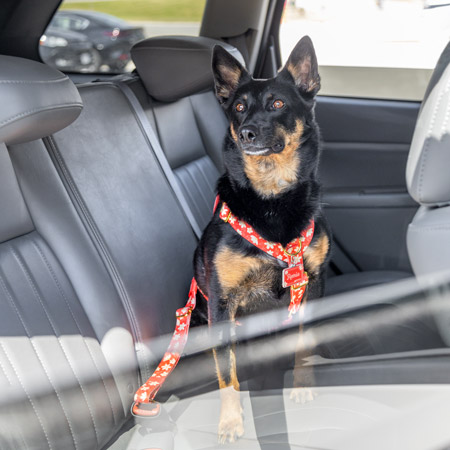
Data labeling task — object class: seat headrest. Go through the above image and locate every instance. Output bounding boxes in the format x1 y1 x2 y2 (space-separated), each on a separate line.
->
131 36 245 102
0 55 83 145
406 41 450 207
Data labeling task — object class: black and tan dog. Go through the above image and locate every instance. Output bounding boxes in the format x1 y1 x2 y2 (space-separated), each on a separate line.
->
192 36 331 443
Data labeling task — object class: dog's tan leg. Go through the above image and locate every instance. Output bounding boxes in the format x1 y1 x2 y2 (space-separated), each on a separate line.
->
290 299 317 404
213 342 244 444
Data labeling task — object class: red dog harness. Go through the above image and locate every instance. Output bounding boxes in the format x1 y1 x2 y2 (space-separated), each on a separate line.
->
132 199 314 417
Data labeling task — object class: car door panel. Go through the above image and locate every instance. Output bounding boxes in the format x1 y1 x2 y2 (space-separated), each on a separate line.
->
316 96 421 273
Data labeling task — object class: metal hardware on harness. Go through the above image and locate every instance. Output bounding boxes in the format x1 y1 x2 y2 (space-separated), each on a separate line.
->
131 401 161 418
176 308 193 318
283 241 302 257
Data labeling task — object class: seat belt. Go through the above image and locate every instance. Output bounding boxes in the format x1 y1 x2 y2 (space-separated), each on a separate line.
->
114 80 203 240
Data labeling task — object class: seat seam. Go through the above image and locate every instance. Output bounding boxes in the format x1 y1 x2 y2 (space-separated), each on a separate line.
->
0 77 68 84
174 167 204 221
31 238 119 426
0 104 83 127
44 135 150 381
193 156 217 197
0 269 71 450
187 159 211 208
0 342 53 450
0 345 13 386
9 243 98 447
418 75 450 202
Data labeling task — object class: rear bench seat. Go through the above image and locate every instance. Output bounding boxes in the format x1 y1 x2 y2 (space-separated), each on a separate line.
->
0 35 415 449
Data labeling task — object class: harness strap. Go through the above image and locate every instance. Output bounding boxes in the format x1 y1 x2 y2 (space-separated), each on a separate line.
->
219 201 314 317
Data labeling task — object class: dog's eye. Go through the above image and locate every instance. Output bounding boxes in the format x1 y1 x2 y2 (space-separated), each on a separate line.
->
273 100 285 110
235 103 245 112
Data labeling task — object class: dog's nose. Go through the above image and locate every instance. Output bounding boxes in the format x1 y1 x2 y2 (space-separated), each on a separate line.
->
239 126 258 144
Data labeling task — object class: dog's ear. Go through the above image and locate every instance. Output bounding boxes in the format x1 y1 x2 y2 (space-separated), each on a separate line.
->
280 36 320 96
212 45 250 106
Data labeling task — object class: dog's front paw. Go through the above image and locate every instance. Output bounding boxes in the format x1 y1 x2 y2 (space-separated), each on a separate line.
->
218 386 244 444
289 387 317 404
218 408 244 444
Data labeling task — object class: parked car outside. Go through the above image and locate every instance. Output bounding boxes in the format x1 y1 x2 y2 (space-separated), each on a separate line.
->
39 27 101 73
40 10 144 72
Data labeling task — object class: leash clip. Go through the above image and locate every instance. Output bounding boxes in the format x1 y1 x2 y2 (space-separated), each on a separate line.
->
131 401 161 418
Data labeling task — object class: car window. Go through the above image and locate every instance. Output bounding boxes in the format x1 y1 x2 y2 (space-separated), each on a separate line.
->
40 0 206 74
280 0 449 100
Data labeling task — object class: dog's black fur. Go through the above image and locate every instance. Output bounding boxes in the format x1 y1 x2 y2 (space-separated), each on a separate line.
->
192 36 331 443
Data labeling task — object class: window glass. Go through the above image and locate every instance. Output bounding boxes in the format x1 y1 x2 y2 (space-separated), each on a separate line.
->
280 0 449 100
40 0 206 74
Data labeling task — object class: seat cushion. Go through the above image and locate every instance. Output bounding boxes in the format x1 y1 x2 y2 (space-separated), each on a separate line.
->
325 270 412 296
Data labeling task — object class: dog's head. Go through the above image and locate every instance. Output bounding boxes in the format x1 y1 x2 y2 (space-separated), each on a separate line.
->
212 36 320 158
212 36 321 197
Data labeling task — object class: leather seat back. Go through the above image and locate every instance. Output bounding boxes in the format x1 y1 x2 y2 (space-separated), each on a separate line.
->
131 36 245 230
0 55 138 450
406 41 450 276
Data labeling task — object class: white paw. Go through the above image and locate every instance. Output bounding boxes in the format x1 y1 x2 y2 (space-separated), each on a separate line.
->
289 387 317 404
218 408 244 444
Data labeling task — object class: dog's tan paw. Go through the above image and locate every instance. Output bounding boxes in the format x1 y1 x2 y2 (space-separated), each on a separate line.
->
218 409 244 444
218 386 244 444
289 387 317 404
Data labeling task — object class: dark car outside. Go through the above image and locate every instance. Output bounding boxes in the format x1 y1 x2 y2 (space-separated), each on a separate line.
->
39 28 101 73
40 10 145 73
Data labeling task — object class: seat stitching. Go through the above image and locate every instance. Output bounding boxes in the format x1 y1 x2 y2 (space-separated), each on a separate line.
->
194 156 217 195
0 77 68 84
0 271 57 450
189 159 212 208
45 135 149 381
198 155 219 184
174 167 203 220
9 244 97 447
418 75 450 202
31 238 119 426
0 104 83 127
0 342 53 450
0 346 13 386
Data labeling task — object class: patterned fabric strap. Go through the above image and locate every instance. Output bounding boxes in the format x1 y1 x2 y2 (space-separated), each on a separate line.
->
219 201 314 317
132 277 198 415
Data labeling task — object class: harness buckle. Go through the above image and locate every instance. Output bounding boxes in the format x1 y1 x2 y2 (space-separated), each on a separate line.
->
131 401 161 418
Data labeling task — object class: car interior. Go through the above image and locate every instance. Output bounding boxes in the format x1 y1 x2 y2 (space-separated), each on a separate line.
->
1 0 450 449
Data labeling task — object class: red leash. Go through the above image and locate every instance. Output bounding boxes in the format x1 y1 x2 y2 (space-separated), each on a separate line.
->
132 197 314 417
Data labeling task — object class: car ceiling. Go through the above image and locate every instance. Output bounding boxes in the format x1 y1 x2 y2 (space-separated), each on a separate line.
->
0 0 61 60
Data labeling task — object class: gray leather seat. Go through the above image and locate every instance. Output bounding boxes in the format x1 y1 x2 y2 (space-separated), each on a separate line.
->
406 41 450 276
0 56 139 449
